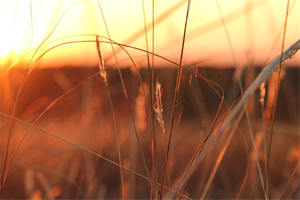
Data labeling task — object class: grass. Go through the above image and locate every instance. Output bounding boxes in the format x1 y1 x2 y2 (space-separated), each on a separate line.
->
0 0 300 199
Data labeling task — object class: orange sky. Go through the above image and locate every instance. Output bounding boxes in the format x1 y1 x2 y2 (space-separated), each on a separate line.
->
0 0 299 69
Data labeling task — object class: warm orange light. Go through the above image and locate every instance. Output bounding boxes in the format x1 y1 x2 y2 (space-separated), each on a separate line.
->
0 0 299 68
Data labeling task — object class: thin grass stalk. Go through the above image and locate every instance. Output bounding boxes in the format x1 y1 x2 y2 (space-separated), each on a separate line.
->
95 36 125 199
96 2 151 197
150 1 159 199
241 84 267 198
95 0 129 98
200 109 245 199
216 3 266 193
259 1 295 193
95 36 152 181
261 0 296 67
266 1 290 197
235 157 250 199
279 161 300 198
163 96 224 199
239 81 266 197
246 113 267 199
177 99 224 199
216 0 266 196
161 0 191 197
141 1 153 160
141 0 151 74
140 4 157 190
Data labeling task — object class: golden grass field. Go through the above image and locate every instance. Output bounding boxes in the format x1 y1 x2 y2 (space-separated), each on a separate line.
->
0 0 300 199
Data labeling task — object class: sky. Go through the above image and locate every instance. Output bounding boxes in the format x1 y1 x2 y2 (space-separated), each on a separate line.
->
0 0 299 68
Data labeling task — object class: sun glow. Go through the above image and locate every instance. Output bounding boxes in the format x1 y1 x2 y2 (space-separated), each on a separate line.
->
0 0 299 68
0 1 31 58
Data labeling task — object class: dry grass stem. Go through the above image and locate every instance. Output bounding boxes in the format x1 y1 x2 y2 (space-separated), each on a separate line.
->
154 82 165 134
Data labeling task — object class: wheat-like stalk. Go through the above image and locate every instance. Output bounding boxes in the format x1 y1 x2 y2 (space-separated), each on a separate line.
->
96 36 108 86
154 81 165 134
